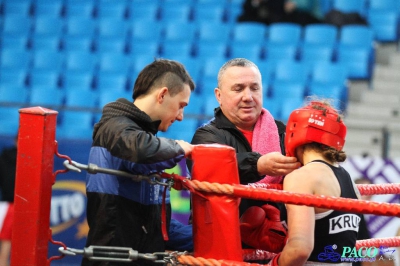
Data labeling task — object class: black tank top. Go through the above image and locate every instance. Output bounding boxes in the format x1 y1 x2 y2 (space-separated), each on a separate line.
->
281 160 361 263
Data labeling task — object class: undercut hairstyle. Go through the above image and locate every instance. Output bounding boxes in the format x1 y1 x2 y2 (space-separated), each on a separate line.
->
132 59 195 100
217 58 260 88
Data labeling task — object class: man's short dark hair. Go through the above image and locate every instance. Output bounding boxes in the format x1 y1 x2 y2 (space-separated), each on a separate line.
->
132 59 195 99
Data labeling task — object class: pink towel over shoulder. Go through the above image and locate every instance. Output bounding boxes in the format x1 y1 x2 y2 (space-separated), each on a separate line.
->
252 108 283 184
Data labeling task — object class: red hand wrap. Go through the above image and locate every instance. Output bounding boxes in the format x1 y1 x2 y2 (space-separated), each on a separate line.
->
239 204 287 253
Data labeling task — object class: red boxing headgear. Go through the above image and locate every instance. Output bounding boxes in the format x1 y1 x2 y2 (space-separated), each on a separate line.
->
285 101 346 157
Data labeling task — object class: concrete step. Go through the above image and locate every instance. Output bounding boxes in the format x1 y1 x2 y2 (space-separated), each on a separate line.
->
370 80 400 94
388 52 400 67
346 103 400 120
373 65 400 82
360 91 400 107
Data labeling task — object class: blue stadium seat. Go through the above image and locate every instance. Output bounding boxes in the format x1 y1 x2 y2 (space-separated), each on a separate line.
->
166 118 199 142
130 54 157 74
57 112 95 139
303 24 338 46
128 1 160 21
256 60 275 89
2 15 32 35
185 93 204 115
299 44 335 64
29 34 61 51
95 1 127 19
32 0 63 17
339 25 374 49
56 125 94 140
337 25 374 79
65 17 97 39
194 41 228 61
128 40 159 57
279 98 304 122
203 94 220 117
192 3 225 23
273 60 310 85
310 61 348 86
231 22 267 44
368 0 398 10
94 36 127 54
29 87 64 107
32 50 64 71
61 35 93 52
33 16 64 36
2 0 32 16
0 107 21 137
267 23 302 45
59 110 94 129
98 52 132 75
332 0 367 15
160 41 194 58
197 22 232 44
61 70 94 91
264 44 298 64
163 22 197 42
336 45 372 79
28 69 60 88
225 4 243 24
130 20 163 42
97 18 129 39
263 97 281 118
0 49 32 69
159 5 192 22
64 0 95 18
228 42 263 62
0 68 27 86
0 84 29 105
65 50 98 72
64 90 98 109
367 9 399 42
94 72 128 92
309 61 348 108
270 81 306 101
0 34 28 50
201 57 227 84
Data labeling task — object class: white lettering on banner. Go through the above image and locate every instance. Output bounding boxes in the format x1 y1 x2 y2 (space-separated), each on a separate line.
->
329 214 361 234
50 193 86 225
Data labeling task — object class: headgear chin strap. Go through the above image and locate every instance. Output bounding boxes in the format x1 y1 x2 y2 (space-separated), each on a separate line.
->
285 102 347 157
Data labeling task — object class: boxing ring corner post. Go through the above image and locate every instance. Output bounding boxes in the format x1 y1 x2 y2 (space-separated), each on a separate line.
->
11 107 58 266
191 144 243 261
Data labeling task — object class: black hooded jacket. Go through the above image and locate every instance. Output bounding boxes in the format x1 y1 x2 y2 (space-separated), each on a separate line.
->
82 98 186 266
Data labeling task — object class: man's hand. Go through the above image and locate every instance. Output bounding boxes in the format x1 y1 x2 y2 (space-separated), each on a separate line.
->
175 140 193 158
257 152 300 176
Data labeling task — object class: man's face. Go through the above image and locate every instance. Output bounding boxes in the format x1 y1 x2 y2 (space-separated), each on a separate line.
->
216 66 263 131
158 84 191 132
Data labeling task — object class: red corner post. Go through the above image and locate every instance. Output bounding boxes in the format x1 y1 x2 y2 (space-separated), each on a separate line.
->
11 107 58 266
191 144 243 261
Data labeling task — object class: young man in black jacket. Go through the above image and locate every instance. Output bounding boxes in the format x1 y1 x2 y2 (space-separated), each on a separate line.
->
83 59 195 266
